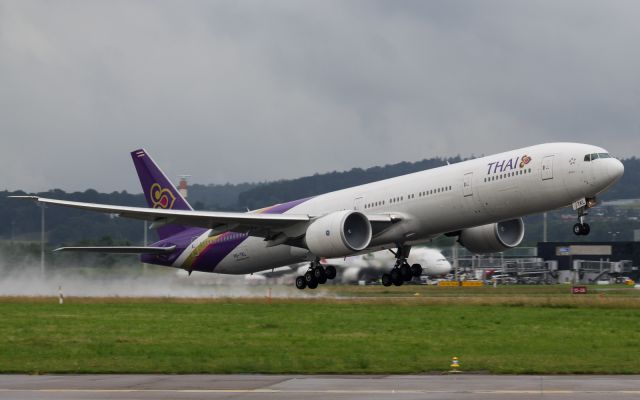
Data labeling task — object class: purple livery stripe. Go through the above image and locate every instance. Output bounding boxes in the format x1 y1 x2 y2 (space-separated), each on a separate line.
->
144 197 313 272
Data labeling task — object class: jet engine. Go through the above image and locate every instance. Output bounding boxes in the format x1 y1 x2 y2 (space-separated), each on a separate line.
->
458 218 525 254
305 210 372 258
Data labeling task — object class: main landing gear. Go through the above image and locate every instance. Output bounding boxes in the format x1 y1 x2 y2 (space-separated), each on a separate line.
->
381 246 423 287
295 260 337 290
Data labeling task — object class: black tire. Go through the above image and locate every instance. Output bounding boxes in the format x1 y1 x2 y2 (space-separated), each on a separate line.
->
390 268 402 283
582 223 590 235
411 263 423 277
304 270 315 283
317 274 327 285
325 265 337 280
573 223 583 236
381 273 392 287
307 279 318 289
313 267 327 281
295 276 306 290
393 275 404 286
400 264 412 281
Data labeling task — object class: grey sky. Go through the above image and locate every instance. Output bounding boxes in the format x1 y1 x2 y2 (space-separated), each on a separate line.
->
1 1 639 193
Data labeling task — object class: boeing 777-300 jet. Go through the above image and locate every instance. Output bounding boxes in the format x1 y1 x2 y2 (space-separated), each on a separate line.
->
12 143 623 289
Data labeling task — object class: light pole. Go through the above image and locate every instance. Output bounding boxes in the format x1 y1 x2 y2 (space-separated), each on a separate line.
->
39 203 46 276
143 220 148 273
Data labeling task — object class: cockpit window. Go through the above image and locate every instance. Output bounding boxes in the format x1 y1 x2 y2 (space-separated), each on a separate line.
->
584 153 611 162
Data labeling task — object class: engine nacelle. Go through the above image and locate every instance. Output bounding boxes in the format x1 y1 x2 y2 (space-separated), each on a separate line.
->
305 210 372 258
459 218 525 254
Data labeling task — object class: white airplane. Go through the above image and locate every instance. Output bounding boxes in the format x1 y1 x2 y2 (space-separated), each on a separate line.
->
12 143 623 290
322 248 452 283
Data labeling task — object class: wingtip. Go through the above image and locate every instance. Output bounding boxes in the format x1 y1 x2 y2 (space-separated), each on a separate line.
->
8 195 39 200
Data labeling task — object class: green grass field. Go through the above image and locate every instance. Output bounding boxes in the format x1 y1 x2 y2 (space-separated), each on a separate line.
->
1 287 639 374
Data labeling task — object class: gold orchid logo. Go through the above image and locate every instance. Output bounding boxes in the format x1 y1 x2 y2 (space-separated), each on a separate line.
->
150 183 176 209
519 155 532 168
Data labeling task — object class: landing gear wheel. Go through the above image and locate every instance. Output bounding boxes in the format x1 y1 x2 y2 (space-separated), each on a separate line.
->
400 264 412 281
390 268 402 283
313 267 327 281
381 273 392 287
307 279 318 289
324 265 337 280
390 269 404 286
573 223 591 236
410 264 423 277
304 270 315 283
295 276 307 290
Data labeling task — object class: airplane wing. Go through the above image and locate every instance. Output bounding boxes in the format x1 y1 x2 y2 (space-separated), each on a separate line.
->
11 196 400 240
53 245 176 254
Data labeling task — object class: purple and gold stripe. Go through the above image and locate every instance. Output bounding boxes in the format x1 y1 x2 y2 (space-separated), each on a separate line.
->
182 197 313 272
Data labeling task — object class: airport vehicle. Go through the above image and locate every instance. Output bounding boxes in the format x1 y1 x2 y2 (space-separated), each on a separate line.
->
12 143 623 289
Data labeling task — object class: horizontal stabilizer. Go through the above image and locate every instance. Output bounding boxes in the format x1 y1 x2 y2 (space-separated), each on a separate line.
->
53 246 176 254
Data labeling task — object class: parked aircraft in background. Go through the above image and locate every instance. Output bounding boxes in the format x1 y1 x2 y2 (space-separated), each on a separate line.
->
12 143 623 290
323 248 451 283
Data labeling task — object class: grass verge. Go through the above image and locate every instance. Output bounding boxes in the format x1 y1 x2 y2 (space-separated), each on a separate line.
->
0 294 639 374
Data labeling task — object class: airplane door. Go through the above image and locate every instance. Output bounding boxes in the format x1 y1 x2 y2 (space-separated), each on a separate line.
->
463 172 473 197
541 156 554 180
353 196 363 211
462 171 483 216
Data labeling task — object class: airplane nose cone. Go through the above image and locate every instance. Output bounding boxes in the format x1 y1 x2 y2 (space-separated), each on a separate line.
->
609 159 624 182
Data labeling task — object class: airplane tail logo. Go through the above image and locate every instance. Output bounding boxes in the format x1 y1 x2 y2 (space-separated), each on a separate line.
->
131 149 192 239
150 183 176 209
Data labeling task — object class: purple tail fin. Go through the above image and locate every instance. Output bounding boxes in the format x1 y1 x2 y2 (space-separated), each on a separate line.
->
131 149 192 240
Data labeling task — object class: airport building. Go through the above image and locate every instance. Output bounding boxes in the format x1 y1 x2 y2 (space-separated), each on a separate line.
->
537 241 640 283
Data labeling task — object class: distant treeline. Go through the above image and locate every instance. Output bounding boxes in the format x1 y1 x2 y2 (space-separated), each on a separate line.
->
2 157 639 246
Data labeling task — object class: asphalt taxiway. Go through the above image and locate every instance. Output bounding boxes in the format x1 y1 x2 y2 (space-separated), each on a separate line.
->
1 374 639 400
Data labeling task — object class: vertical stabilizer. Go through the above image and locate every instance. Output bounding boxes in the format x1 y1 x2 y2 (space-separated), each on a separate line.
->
131 149 192 239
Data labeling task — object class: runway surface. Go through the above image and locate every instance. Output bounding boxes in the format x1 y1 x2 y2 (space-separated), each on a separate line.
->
1 375 639 400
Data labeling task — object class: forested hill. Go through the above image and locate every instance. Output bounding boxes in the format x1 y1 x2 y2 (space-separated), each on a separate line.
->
2 157 639 246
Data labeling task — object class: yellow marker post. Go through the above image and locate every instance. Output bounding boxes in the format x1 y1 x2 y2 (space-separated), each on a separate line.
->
449 356 460 373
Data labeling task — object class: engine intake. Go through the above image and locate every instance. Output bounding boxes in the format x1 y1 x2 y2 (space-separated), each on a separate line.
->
459 218 525 254
305 210 372 258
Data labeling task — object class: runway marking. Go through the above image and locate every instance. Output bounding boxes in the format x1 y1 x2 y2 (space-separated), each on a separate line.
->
2 389 640 395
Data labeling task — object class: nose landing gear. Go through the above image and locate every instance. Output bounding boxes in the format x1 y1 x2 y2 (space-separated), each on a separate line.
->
573 198 596 236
